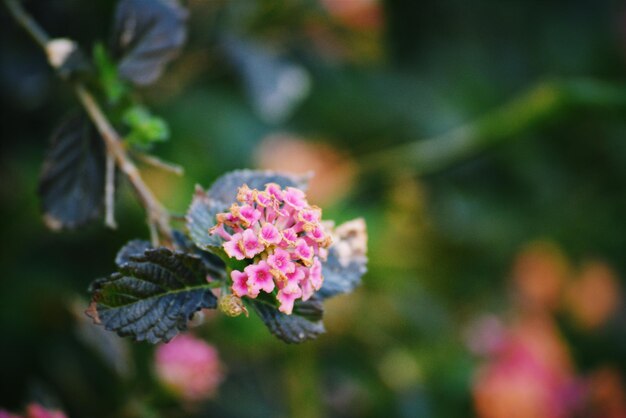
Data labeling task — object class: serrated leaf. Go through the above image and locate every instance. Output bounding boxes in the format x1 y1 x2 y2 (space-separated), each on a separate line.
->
319 219 368 299
38 113 106 230
207 169 310 205
112 0 188 85
251 300 325 344
115 239 152 267
89 247 217 343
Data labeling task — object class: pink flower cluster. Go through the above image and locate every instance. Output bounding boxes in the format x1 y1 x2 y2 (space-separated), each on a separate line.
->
210 183 332 314
154 334 224 402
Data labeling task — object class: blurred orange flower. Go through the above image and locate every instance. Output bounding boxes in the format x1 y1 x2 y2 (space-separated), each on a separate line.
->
254 133 356 206
511 241 570 312
565 261 622 330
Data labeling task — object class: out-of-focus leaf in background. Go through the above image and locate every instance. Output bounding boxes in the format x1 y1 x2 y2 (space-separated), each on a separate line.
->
38 113 106 230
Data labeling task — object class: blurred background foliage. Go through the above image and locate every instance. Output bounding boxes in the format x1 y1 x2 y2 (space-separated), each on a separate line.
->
2 0 626 417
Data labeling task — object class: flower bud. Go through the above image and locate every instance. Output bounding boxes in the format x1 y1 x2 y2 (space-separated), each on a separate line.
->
218 294 248 317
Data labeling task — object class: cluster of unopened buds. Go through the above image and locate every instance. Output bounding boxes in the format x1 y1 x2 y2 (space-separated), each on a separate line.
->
210 183 332 314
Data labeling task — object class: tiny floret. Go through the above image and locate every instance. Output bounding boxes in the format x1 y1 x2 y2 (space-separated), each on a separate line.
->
211 183 332 314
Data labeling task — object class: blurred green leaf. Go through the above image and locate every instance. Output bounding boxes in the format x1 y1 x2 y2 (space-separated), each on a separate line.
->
112 0 187 86
122 105 169 148
92 42 127 104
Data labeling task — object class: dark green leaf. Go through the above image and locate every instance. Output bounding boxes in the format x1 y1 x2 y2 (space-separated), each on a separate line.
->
115 239 152 267
38 113 106 230
88 247 217 343
112 0 188 85
250 300 325 344
171 230 226 280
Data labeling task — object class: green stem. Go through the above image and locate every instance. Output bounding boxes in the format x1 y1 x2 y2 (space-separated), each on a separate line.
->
360 79 626 176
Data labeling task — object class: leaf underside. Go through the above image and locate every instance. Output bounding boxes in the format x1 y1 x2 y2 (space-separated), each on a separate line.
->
89 247 216 343
38 113 106 230
251 299 325 344
112 0 188 85
318 245 367 299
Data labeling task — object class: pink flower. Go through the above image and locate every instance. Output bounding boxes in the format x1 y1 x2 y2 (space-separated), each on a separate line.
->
309 257 323 290
265 183 284 200
212 183 333 314
231 270 249 297
245 261 275 294
155 334 224 402
294 239 314 264
241 229 264 258
281 228 298 246
223 232 245 260
260 223 282 246
24 405 66 418
238 204 262 227
283 187 307 210
268 248 296 275
277 281 303 314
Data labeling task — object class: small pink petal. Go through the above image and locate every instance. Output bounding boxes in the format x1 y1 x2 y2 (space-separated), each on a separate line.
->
242 229 264 258
294 238 313 264
267 248 296 274
284 187 307 210
277 282 303 315
265 183 284 200
309 257 323 290
239 204 262 227
231 270 249 297
223 233 245 260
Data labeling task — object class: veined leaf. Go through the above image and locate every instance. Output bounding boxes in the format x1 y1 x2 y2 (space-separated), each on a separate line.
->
38 113 106 230
88 247 217 343
112 0 188 85
251 299 325 344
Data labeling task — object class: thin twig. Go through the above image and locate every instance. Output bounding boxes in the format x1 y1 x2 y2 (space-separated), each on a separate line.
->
134 152 184 176
104 151 117 229
359 79 626 176
75 84 172 245
4 0 48 48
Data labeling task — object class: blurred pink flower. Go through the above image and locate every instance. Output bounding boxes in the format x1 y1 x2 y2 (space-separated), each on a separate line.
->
155 334 224 402
472 315 584 418
0 404 67 418
24 405 66 418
